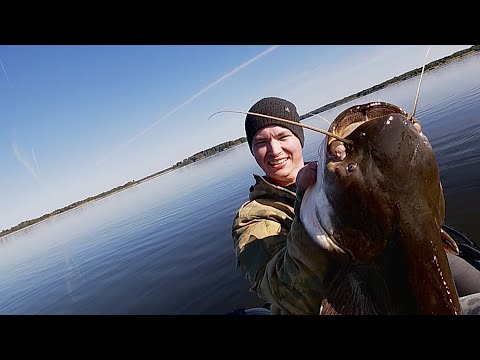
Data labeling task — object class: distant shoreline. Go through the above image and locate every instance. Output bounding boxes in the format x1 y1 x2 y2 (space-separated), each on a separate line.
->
300 45 479 120
2 45 479 238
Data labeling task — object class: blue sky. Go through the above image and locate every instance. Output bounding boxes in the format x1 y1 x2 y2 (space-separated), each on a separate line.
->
0 45 471 231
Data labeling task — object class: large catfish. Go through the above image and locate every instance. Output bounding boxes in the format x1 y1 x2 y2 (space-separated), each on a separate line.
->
300 102 462 315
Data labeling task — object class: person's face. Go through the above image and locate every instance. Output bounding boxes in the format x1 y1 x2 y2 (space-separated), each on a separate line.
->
251 125 304 187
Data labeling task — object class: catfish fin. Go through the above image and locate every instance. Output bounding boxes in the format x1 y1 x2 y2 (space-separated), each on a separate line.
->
441 227 460 255
320 265 392 315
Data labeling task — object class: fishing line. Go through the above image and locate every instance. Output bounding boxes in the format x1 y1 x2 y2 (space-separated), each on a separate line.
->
410 47 431 119
208 110 353 145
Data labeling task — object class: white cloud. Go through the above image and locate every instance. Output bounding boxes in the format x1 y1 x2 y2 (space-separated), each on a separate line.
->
12 142 39 180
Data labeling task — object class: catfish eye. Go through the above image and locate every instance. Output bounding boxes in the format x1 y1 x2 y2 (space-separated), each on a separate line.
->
347 163 357 172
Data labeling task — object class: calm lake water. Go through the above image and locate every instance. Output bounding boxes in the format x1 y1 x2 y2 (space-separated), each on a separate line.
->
1 56 479 315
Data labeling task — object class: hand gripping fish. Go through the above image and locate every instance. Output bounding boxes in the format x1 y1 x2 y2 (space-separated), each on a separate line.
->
300 102 462 315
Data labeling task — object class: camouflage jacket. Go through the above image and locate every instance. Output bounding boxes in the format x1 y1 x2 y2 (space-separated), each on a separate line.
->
232 174 336 315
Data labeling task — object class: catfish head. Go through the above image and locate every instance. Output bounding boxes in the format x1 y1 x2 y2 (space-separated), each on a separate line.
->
300 102 462 315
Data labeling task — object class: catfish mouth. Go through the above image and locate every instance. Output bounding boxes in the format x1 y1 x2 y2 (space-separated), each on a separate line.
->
326 102 421 160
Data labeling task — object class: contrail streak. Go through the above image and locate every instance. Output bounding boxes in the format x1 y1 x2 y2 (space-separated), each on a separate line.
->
12 142 38 179
32 148 41 176
127 45 280 144
96 45 280 165
0 57 11 86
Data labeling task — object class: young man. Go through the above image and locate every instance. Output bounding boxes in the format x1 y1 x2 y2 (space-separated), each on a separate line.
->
231 96 337 315
232 96 480 315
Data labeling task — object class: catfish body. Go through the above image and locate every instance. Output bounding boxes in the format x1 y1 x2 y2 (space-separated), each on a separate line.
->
300 102 462 315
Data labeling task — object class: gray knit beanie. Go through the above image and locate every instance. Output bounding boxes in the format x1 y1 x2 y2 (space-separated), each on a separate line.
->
245 97 304 154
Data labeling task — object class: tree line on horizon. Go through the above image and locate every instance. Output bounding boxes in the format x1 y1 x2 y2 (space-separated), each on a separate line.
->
0 137 247 238
1 45 478 238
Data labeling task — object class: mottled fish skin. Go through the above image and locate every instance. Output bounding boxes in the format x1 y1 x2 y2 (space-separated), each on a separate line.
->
300 102 462 315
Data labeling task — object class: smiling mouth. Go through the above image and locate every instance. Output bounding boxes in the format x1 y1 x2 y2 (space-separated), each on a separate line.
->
269 158 288 166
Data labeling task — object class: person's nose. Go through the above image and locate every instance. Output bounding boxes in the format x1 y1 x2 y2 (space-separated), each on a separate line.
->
268 139 283 156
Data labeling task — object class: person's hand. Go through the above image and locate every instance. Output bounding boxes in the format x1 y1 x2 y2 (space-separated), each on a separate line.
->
296 161 317 193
